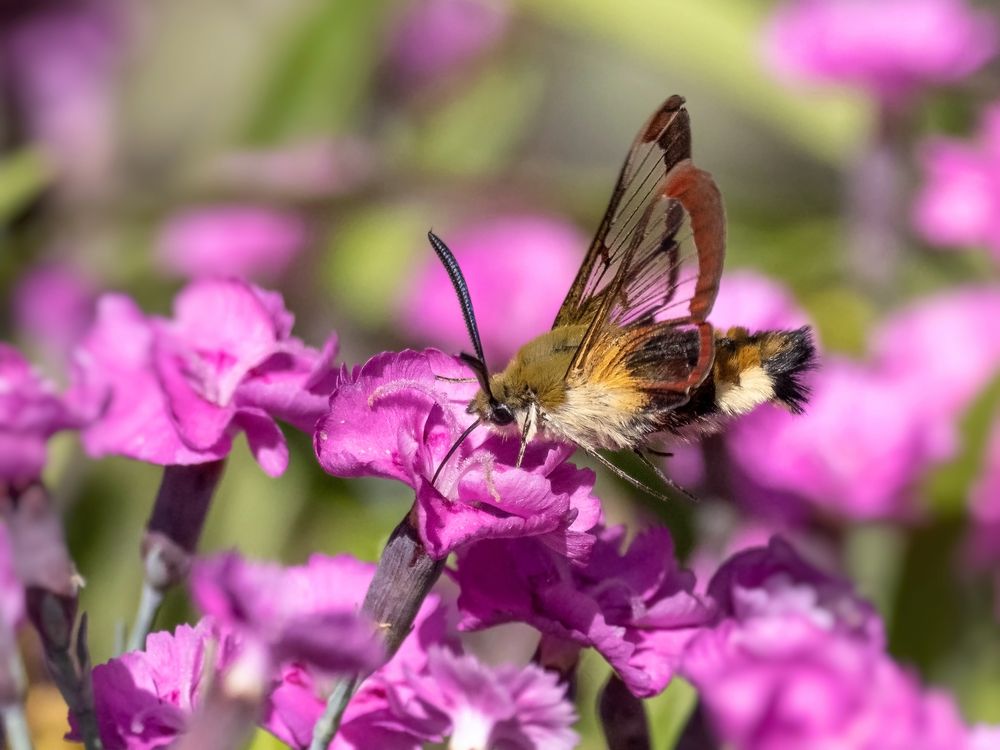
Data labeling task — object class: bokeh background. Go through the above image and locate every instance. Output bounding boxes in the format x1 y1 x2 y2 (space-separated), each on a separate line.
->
3 0 1000 746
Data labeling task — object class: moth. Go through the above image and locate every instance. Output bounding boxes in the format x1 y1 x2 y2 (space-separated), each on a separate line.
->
429 95 815 496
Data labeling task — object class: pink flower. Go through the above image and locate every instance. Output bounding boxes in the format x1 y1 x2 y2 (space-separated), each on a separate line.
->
454 525 711 698
259 555 459 749
727 359 931 521
396 648 578 750
685 539 968 749
0 343 83 484
705 537 883 646
75 620 243 750
314 349 601 559
871 287 1000 461
399 216 585 366
190 553 385 679
387 0 510 84
0 1 122 193
709 270 814 332
763 0 998 104
11 261 96 364
71 279 338 476
157 206 309 280
683 617 968 750
914 104 1000 261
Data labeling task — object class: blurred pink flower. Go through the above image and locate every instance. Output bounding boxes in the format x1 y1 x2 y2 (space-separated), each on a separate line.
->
387 0 510 84
400 216 585 367
74 620 243 750
763 0 999 104
705 537 883 645
314 349 601 559
11 261 96 363
914 104 1000 260
0 343 85 484
0 1 122 193
728 359 931 521
209 138 375 200
872 287 1000 460
156 205 309 281
71 280 338 476
455 525 711 698
260 555 459 749
685 538 968 749
684 617 968 750
190 552 384 679
397 647 578 750
709 270 813 333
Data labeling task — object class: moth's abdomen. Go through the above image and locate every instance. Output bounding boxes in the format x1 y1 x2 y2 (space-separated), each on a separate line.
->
658 326 816 435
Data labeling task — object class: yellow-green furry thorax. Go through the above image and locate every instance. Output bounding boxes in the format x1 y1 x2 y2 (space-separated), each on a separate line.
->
468 325 587 421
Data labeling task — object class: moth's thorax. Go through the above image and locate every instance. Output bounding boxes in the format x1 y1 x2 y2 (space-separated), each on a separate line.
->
468 326 585 429
468 324 654 451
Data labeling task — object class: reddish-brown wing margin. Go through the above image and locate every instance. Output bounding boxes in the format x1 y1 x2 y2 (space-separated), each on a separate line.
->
553 95 726 399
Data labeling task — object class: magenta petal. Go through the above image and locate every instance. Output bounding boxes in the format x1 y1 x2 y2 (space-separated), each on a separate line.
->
153 328 236 450
234 408 289 477
73 295 232 466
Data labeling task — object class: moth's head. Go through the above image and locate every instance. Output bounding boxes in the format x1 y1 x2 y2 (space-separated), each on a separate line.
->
468 389 517 427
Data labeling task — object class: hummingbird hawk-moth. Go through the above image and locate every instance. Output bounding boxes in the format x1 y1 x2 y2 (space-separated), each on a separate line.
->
428 95 815 497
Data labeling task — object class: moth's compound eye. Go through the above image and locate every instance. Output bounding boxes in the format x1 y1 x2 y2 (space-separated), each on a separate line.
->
490 402 515 426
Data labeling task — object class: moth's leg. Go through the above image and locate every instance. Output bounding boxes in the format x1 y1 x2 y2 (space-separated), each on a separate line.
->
435 375 478 383
633 449 696 502
579 449 671 503
515 409 533 469
645 446 674 458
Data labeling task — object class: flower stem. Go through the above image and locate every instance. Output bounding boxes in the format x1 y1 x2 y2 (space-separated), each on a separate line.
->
128 461 224 650
1 484 102 749
845 102 909 297
0 639 33 750
1 704 32 750
599 673 650 750
309 506 445 750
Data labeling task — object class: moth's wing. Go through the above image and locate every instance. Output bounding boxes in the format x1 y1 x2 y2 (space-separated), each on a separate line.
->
554 95 725 402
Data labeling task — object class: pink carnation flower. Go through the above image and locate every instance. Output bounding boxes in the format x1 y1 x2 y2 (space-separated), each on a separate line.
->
74 620 243 750
705 537 883 646
314 349 601 559
727 358 931 521
914 103 1000 260
261 555 458 749
387 0 510 84
399 216 585 366
684 617 968 750
454 525 711 698
396 647 578 750
763 0 998 104
156 206 309 280
0 0 122 193
71 279 338 476
190 553 385 678
11 261 97 364
871 287 1000 461
0 343 85 484
685 538 968 749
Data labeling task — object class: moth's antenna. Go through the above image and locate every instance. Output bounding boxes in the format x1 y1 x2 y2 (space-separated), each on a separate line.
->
427 231 495 398
431 418 483 486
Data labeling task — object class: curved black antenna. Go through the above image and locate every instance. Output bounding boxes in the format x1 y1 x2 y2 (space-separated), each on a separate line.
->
427 231 495 398
431 418 483 486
